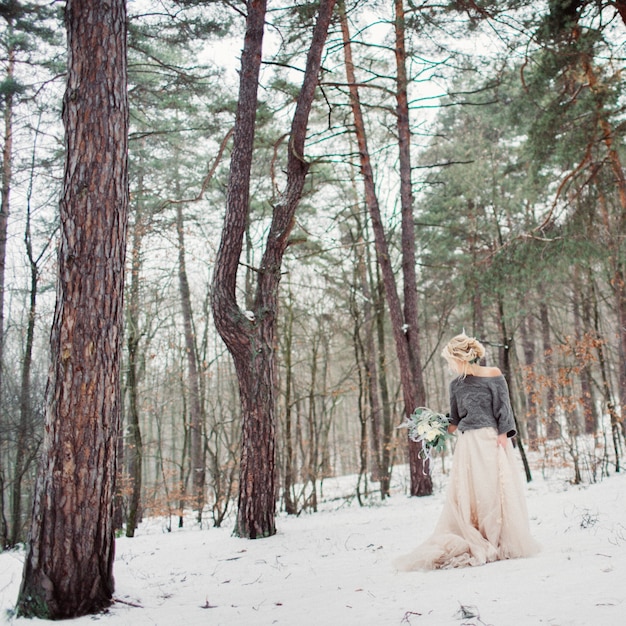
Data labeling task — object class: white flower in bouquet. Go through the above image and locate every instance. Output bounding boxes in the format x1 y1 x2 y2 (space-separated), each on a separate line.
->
416 421 430 436
398 407 451 459
425 428 441 443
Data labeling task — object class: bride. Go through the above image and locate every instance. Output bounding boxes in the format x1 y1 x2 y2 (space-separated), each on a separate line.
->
395 333 539 570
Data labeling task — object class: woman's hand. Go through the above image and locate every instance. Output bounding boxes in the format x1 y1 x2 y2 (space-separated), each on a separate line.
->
497 433 508 448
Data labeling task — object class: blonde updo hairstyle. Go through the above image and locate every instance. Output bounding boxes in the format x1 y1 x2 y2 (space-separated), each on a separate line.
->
442 332 485 377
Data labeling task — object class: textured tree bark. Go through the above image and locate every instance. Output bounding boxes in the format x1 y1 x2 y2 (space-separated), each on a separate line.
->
340 0 430 496
212 0 270 540
212 0 335 538
16 0 128 618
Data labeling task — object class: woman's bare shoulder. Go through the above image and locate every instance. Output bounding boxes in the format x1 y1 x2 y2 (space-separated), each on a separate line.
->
474 366 502 378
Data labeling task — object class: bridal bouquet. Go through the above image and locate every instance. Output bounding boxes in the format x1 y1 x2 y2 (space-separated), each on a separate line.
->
398 407 450 459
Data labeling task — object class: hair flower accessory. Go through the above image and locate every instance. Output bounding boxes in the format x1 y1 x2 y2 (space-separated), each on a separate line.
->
398 407 451 460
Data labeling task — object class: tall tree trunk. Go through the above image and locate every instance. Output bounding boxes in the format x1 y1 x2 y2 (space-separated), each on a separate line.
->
0 15 16 551
355 231 383 485
520 314 539 448
0 18 14 416
347 195 384 488
282 293 297 515
125 167 144 538
176 201 205 519
318 333 334 480
212 0 335 538
16 0 128 618
0 467 5 549
466 202 486 338
613 267 626 439
375 266 394 498
394 0 420 390
212 0 271 539
353 305 369 504
497 297 532 482
394 0 431 495
539 297 560 439
306 333 319 512
347 156 386 494
177 390 190 529
339 0 430 495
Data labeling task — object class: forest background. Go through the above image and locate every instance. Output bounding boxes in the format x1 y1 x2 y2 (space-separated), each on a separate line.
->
0 0 625 562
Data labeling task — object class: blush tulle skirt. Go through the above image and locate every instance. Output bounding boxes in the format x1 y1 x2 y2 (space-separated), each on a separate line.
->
395 427 539 570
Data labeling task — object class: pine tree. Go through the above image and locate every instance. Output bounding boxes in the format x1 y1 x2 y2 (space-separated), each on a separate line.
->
16 0 128 617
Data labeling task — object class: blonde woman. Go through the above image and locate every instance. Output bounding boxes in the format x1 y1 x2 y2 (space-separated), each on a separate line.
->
395 333 539 570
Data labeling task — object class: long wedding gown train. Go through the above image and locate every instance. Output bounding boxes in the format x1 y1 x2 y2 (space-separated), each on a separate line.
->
395 428 539 570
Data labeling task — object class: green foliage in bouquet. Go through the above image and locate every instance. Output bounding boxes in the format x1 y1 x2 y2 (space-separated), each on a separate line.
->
398 407 451 459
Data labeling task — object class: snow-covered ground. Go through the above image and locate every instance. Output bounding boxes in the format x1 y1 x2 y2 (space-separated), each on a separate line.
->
1 458 625 626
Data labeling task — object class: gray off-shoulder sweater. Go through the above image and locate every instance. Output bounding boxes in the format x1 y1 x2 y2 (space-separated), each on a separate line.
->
448 374 517 438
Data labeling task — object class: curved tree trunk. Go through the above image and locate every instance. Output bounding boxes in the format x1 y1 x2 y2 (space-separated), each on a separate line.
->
16 0 128 618
212 0 336 539
211 0 269 539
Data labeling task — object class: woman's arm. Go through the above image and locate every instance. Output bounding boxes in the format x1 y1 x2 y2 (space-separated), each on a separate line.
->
448 424 458 434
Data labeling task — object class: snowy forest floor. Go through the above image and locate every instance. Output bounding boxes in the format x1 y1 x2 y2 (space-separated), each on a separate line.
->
1 453 625 626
